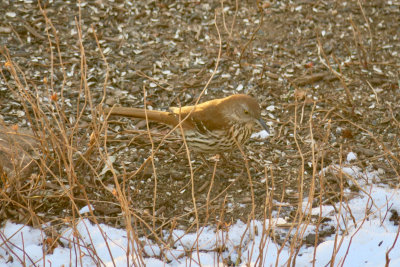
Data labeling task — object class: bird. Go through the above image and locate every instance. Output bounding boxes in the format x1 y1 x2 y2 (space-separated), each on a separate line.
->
104 94 269 154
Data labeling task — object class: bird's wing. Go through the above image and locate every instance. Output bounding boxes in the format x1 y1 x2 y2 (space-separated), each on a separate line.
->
171 104 228 134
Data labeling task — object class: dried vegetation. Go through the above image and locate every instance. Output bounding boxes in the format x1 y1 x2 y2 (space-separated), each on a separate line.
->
0 0 399 264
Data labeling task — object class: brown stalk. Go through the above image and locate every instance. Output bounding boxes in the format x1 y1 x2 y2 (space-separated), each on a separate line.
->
239 1 264 67
316 31 354 107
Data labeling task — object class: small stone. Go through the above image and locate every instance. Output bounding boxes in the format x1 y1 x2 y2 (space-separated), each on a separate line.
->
6 12 16 18
0 27 12 33
16 110 25 117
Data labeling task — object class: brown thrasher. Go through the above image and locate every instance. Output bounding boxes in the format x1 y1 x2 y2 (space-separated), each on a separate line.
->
104 94 269 154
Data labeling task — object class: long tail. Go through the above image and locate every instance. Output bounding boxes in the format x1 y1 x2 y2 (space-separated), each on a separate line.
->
104 107 180 126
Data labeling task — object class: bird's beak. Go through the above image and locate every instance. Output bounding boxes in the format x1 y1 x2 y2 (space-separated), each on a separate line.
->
257 118 269 134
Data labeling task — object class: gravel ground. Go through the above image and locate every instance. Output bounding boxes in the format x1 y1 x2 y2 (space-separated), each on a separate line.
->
1 0 399 244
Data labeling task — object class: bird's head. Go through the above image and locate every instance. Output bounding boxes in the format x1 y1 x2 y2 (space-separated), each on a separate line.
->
224 94 269 133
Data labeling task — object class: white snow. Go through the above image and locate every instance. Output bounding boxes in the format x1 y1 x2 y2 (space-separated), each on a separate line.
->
1 164 400 267
79 205 94 214
346 152 357 162
251 130 269 139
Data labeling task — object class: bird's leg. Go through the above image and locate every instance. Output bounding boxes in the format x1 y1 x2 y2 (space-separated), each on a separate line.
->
219 151 245 169
199 153 213 170
198 153 225 175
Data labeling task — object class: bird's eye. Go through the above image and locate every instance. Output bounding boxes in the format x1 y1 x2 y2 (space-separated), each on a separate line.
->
244 109 249 115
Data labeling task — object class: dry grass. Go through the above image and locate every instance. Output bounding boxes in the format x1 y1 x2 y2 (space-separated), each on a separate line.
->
0 0 399 266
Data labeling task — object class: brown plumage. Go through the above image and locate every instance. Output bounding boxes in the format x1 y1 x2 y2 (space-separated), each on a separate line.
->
104 94 268 153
